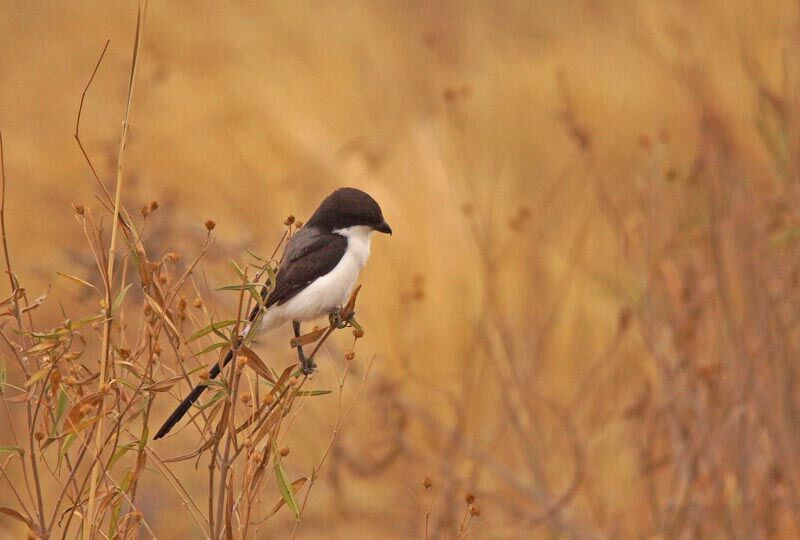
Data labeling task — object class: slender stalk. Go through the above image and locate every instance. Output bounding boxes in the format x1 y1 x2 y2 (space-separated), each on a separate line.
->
84 4 146 538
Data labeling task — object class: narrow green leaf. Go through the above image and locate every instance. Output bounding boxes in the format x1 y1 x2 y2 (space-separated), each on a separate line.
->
190 342 227 357
112 283 134 312
295 390 332 397
24 366 51 387
0 445 23 457
185 320 239 343
229 259 246 280
274 454 300 517
245 247 265 262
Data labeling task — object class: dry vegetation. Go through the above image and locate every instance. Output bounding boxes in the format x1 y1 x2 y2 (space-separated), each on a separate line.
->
1 1 800 538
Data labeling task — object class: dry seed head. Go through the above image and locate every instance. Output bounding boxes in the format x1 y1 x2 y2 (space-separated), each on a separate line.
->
344 351 355 361
140 205 150 218
204 219 216 231
199 371 210 381
153 343 162 355
192 297 203 308
149 200 159 211
353 328 364 339
284 214 296 226
252 451 263 462
422 477 432 489
295 220 304 228
240 392 252 404
237 356 247 368
469 505 480 517
279 446 290 457
465 492 475 504
164 251 180 263
263 393 275 406
158 274 168 285
73 203 85 215
119 347 130 359
34 430 44 441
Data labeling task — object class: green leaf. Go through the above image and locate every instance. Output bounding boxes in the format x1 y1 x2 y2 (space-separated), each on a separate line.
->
190 342 227 358
229 259 246 281
274 454 300 517
0 445 23 457
56 272 100 293
245 247 266 262
112 283 134 312
24 366 51 387
295 390 332 397
197 390 226 410
0 357 6 395
185 320 240 343
53 388 69 434
109 442 139 469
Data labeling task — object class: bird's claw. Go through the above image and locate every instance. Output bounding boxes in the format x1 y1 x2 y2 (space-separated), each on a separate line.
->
329 310 350 329
300 359 317 375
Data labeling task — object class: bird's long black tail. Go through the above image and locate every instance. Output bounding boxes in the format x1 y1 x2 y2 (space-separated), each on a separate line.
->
152 351 230 439
153 288 268 440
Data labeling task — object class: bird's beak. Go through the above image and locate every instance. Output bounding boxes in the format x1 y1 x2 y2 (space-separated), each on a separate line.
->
375 220 392 235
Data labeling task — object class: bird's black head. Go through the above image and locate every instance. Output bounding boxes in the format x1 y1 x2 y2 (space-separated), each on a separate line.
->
306 187 392 235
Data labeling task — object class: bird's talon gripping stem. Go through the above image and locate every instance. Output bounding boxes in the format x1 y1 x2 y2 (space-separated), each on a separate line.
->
329 310 348 329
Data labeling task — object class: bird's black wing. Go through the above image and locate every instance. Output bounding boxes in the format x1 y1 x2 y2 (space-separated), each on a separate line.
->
265 228 348 307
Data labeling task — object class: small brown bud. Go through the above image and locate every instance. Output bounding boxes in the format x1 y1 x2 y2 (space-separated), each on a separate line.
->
73 203 85 215
237 356 247 368
153 343 162 355
199 371 210 380
192 297 203 308
295 220 304 228
149 200 159 211
240 392 252 404
352 328 364 339
178 297 187 311
119 347 130 359
279 446 290 457
34 431 44 441
465 492 475 504
251 451 263 462
140 205 150 218
469 505 480 517
263 393 276 406
344 351 355 361
422 477 432 489
158 274 168 285
164 251 180 263
284 215 296 226
204 219 216 231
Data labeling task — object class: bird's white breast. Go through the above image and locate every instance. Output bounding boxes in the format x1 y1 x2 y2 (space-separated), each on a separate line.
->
261 225 373 330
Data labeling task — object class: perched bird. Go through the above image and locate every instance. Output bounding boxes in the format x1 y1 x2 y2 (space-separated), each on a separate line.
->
154 187 391 439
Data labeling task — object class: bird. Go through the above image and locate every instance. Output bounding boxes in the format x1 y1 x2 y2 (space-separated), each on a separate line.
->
153 187 391 440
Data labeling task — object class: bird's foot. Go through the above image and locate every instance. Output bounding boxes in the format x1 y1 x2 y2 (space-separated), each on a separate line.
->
300 358 317 375
329 310 350 329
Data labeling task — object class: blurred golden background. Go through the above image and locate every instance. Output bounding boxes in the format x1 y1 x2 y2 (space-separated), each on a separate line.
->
2 1 800 538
